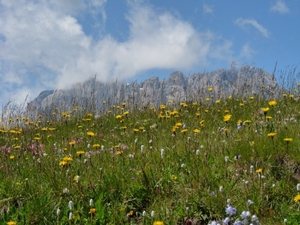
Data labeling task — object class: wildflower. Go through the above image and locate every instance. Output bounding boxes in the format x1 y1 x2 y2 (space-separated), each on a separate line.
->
56 208 61 217
89 199 94 207
9 155 15 160
223 114 232 122
87 131 95 137
267 132 276 138
160 104 166 110
261 107 269 115
294 194 300 202
161 149 164 159
181 129 188 134
151 210 155 217
69 212 73 220
116 150 123 155
208 87 213 92
142 210 146 217
68 200 74 210
223 217 230 225
193 128 200 133
226 205 237 215
297 183 300 191
268 100 277 106
7 221 17 225
153 221 164 225
69 140 76 146
76 151 85 156
93 144 100 148
89 208 96 214
170 175 177 181
284 138 293 142
255 168 262 173
74 175 80 183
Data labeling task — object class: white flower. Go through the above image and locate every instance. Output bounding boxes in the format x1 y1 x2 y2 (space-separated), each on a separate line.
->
150 210 155 217
142 210 146 217
89 199 94 207
225 156 229 162
219 186 224 192
195 149 200 155
297 183 300 191
181 163 186 168
161 149 165 159
68 201 74 211
141 145 144 154
56 208 61 217
63 188 69 194
69 212 73 220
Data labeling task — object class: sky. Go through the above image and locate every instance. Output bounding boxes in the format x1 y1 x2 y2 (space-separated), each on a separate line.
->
0 0 299 105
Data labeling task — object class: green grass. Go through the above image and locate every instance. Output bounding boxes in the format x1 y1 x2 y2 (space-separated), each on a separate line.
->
1 89 300 224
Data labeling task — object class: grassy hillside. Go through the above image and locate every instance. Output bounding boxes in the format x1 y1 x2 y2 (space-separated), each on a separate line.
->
1 86 300 224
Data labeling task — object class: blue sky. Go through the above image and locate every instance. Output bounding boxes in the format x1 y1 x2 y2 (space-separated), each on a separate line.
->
0 0 299 105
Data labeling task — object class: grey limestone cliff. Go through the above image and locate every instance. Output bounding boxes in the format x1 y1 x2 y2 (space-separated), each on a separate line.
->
26 66 280 118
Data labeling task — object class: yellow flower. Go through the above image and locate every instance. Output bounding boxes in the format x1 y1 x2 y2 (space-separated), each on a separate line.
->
133 128 139 133
261 107 269 113
256 168 262 173
63 156 73 162
116 150 123 155
90 208 96 214
181 129 188 134
267 133 276 137
160 104 166 110
153 221 164 225
284 138 293 142
76 151 85 156
294 194 300 202
208 87 213 92
193 128 200 133
268 100 277 106
7 221 17 225
74 175 80 182
69 141 76 146
59 161 68 166
87 131 95 137
9 155 15 160
223 114 232 122
215 99 220 104
93 144 100 148
170 175 177 181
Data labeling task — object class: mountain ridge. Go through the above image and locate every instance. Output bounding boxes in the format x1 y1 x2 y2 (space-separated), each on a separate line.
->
26 65 279 118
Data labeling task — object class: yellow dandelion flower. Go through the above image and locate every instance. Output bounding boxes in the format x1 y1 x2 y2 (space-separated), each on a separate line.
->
268 100 277 106
284 138 293 142
256 168 262 173
116 150 123 155
93 144 100 148
267 133 276 137
170 175 177 181
9 155 15 160
294 194 300 202
76 151 85 156
181 129 188 134
193 128 200 133
7 221 17 225
90 208 96 214
261 107 269 113
87 131 95 137
153 221 164 225
208 87 213 91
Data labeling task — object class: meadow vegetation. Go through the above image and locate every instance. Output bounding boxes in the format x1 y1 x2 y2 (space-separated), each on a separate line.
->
2 79 300 224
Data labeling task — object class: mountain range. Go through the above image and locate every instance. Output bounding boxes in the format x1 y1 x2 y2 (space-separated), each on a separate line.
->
23 65 280 119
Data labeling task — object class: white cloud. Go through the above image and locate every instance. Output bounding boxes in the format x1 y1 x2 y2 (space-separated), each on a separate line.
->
203 4 213 14
235 18 270 38
271 0 289 14
0 0 215 104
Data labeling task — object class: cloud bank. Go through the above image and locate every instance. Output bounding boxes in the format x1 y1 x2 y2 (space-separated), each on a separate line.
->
0 0 252 105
